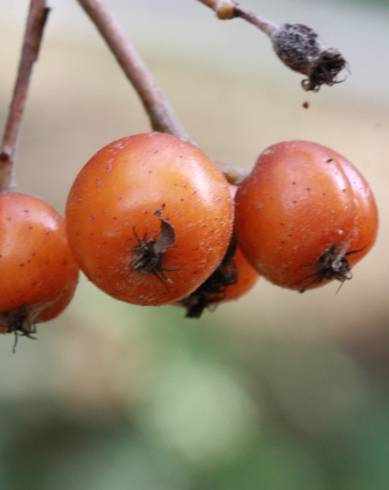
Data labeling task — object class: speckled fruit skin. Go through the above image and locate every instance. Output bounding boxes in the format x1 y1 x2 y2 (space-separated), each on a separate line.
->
0 192 79 323
66 132 233 305
235 141 378 290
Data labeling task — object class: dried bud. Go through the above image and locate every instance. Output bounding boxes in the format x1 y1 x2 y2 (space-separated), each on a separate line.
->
215 0 236 20
271 23 347 92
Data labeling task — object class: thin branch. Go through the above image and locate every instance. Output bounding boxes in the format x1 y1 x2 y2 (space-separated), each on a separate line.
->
234 7 279 36
196 0 347 92
196 0 278 35
0 0 50 191
77 0 190 141
77 0 247 183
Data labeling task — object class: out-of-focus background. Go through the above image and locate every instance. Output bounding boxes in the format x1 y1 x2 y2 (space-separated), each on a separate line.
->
0 0 388 488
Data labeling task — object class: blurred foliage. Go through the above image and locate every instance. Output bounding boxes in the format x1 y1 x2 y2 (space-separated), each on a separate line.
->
0 291 389 489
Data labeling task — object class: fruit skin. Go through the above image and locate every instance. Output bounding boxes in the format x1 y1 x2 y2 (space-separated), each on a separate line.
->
235 141 378 290
66 132 233 306
0 192 79 333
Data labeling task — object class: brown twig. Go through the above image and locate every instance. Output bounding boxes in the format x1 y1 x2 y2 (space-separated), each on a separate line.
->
77 0 190 141
0 0 50 191
196 0 278 35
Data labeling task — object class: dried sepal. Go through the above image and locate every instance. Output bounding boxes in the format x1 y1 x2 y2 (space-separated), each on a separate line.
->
132 206 176 284
0 305 38 353
299 244 365 292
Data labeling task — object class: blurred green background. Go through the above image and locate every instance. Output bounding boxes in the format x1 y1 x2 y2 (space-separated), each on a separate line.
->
1 1 389 489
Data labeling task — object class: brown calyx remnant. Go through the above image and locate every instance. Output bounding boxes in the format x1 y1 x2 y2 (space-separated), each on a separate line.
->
179 238 238 318
132 206 176 284
0 305 37 353
299 244 364 292
271 24 347 92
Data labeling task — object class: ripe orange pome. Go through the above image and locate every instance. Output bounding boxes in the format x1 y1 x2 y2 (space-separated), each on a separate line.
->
235 141 378 291
66 132 234 305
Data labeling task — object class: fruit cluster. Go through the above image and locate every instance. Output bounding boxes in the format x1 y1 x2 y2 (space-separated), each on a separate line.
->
0 132 378 340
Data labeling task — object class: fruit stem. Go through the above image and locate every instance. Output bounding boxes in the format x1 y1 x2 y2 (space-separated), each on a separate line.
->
77 0 191 141
0 0 50 191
